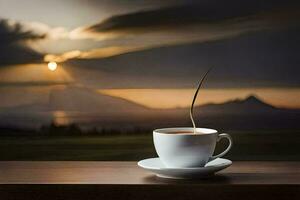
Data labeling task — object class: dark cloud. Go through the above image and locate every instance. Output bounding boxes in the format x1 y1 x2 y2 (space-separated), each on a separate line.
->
67 0 300 89
0 19 45 66
67 27 300 89
83 0 299 34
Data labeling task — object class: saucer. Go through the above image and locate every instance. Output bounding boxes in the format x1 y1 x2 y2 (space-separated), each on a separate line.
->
138 157 232 179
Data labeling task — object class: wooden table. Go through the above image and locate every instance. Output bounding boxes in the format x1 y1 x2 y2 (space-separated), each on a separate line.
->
0 161 299 200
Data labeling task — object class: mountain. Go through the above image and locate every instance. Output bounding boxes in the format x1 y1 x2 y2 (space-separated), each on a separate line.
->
0 86 150 129
182 95 300 130
192 95 278 115
48 86 149 115
0 89 299 130
0 86 149 115
159 94 300 130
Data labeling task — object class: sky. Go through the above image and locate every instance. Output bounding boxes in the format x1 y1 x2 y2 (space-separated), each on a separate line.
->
0 0 300 113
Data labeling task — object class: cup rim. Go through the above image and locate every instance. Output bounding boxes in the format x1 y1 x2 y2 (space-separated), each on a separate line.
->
153 127 218 135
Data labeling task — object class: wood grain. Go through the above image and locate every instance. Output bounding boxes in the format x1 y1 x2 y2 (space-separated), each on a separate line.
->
0 161 299 184
0 161 299 200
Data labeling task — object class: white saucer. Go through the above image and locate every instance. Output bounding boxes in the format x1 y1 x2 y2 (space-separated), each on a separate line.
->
138 157 232 179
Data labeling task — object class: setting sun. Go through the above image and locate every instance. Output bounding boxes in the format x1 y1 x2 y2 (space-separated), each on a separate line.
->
47 62 57 71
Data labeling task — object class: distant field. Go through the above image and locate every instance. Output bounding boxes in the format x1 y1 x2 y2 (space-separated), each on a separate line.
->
0 130 299 161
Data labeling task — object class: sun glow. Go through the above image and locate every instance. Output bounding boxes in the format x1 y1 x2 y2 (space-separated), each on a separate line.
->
48 62 57 71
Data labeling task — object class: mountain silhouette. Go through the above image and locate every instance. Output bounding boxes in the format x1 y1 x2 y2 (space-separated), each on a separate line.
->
48 86 149 114
184 95 300 130
191 94 278 115
0 90 299 129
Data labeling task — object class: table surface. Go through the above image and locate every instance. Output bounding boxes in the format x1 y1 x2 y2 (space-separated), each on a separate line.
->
0 161 299 185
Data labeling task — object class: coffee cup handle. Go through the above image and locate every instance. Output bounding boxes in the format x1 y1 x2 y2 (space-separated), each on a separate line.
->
210 133 233 160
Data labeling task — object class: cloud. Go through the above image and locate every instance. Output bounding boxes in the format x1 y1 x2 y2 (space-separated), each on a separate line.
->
74 2 300 45
0 19 46 66
0 19 46 42
44 46 144 62
65 26 300 89
0 18 73 66
54 3 300 62
22 21 69 40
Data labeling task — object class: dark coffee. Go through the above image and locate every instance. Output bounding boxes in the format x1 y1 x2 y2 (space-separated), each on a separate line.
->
167 131 201 134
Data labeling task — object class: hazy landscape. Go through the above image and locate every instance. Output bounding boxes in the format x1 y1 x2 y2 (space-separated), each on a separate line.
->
0 0 299 161
0 94 299 161
1 87 299 130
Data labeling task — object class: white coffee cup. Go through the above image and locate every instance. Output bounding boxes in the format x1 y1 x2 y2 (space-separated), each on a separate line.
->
153 127 232 168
